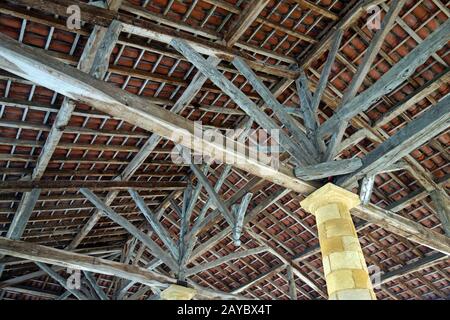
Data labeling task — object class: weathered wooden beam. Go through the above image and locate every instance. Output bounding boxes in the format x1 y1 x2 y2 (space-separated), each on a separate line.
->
80 188 178 271
56 290 73 300
189 188 290 262
380 252 447 284
298 0 388 67
294 158 362 181
374 68 450 127
183 165 233 261
224 0 270 46
90 20 123 79
430 190 450 236
188 162 234 226
0 32 317 195
338 128 382 152
83 271 109 300
337 95 450 187
0 189 40 275
170 38 314 166
9 0 297 79
4 189 41 239
310 29 343 113
232 57 319 161
36 262 89 300
286 266 297 300
351 204 450 255
378 161 408 174
0 237 177 287
295 71 317 137
0 181 186 192
323 0 406 161
1 1 123 259
185 247 268 277
318 19 450 138
128 189 179 260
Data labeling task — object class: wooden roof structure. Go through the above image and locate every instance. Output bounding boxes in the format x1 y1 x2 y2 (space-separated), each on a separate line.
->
0 0 448 300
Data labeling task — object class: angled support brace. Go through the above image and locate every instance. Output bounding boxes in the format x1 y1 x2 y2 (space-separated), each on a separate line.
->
128 189 179 261
80 188 178 271
83 271 109 300
188 162 235 227
170 38 314 167
36 262 89 300
232 192 253 246
359 175 375 205
232 57 319 162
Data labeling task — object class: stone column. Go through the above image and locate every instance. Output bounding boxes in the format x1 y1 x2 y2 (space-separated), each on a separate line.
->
160 284 196 300
301 183 376 300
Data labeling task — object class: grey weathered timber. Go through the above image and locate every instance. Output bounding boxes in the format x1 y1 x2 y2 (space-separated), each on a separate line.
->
0 189 41 275
1 0 123 258
0 32 317 195
378 161 408 173
351 204 450 255
359 175 375 205
294 158 362 181
0 181 186 192
182 165 233 261
375 68 450 127
232 193 253 246
31 100 76 181
185 247 268 276
90 20 123 79
337 95 450 187
323 0 406 161
380 252 447 284
83 271 109 300
232 57 319 162
188 162 234 226
286 265 297 300
170 38 314 166
298 0 401 67
224 0 270 46
0 247 121 282
80 188 178 271
430 190 450 236
11 0 296 78
0 237 175 288
319 19 450 138
189 188 290 262
346 0 406 105
310 29 344 113
115 258 165 300
5 188 41 239
35 262 89 300
128 189 179 260
338 128 382 153
295 71 317 137
0 237 243 299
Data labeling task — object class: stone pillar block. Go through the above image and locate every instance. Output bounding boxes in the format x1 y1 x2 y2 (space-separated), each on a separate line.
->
301 183 376 300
